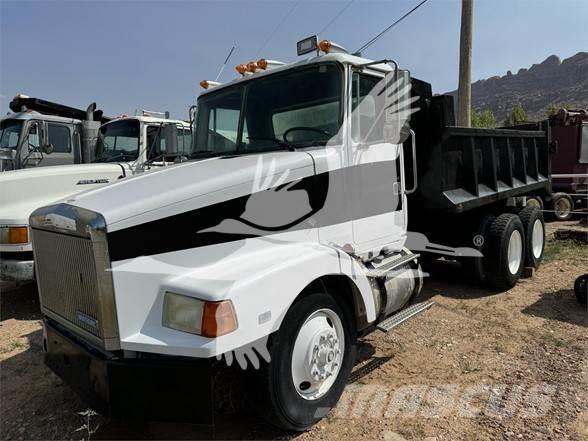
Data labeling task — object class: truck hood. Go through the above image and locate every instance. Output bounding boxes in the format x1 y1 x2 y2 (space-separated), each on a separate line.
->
66 152 315 232
0 163 126 224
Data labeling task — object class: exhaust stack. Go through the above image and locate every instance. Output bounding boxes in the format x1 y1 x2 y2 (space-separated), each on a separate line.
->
81 102 101 163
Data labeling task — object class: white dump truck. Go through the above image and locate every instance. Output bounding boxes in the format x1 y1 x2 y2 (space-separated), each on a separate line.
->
0 95 110 171
0 114 191 282
30 37 548 430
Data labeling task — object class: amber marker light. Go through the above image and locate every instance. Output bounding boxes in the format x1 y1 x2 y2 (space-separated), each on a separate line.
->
246 61 257 73
319 39 332 53
201 300 238 337
236 64 247 75
0 226 29 244
257 58 268 70
200 80 209 89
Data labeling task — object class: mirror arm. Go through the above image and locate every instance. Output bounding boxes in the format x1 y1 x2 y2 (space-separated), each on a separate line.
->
404 129 418 195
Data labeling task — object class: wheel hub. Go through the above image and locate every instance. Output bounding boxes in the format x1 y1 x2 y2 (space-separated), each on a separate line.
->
291 308 345 400
507 229 523 275
309 332 340 381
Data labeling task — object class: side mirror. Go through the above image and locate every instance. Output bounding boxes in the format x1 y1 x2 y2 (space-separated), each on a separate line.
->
42 143 54 154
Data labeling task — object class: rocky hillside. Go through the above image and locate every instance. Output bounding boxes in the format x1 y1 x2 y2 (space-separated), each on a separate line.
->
449 52 588 122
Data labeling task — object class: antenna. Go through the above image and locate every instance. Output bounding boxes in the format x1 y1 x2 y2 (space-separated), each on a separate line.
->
215 45 236 82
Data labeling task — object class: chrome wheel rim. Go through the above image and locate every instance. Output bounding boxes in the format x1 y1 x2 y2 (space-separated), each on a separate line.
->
507 230 523 275
555 198 571 218
531 219 544 259
291 308 345 400
527 198 541 209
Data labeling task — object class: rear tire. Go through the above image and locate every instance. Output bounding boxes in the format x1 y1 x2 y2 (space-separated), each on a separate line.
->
550 193 574 221
517 206 545 268
526 196 544 210
253 291 356 431
486 213 525 290
575 274 587 305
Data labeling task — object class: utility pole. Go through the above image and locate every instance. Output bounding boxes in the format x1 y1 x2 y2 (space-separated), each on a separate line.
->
457 0 473 127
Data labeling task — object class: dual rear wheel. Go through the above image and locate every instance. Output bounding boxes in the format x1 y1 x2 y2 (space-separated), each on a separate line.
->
467 206 545 289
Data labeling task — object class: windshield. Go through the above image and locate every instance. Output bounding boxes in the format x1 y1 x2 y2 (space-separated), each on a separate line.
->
193 63 343 156
0 119 24 149
95 119 140 162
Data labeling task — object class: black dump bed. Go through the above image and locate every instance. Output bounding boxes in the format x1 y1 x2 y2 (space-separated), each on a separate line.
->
407 80 550 214
9 96 109 123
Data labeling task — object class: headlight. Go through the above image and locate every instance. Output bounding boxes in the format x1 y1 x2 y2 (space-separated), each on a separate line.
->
162 292 238 337
0 226 29 244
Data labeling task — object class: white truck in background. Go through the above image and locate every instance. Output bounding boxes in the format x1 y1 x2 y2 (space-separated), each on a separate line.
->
0 95 109 171
30 37 548 431
0 113 191 282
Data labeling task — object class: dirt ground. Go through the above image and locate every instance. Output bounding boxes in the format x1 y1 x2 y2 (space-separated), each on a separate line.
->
1 221 586 441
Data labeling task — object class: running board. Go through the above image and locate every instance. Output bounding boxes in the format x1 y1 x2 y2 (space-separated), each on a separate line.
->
376 301 434 332
366 253 420 278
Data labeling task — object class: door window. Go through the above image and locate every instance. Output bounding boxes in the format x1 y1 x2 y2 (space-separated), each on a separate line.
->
352 73 387 144
47 124 71 153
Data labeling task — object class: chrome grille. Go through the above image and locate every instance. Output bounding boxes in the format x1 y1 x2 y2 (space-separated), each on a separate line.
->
31 216 120 351
33 230 103 337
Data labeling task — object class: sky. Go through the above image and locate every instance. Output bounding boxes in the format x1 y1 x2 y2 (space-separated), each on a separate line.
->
1 0 587 119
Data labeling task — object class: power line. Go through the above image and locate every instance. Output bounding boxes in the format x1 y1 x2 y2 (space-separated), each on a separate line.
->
354 0 431 55
317 0 356 36
256 0 302 57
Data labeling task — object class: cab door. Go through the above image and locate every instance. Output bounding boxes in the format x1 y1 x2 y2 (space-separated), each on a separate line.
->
41 122 75 166
349 69 407 254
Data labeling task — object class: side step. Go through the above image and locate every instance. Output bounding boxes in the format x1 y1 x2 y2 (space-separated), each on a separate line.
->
366 253 419 278
376 300 434 332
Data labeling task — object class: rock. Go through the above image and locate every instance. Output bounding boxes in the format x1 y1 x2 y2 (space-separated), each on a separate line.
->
447 51 588 121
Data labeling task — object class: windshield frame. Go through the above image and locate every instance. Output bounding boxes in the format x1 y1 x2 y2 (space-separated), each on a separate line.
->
192 61 346 156
0 119 25 150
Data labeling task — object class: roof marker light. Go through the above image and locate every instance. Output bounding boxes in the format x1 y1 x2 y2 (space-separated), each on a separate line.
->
319 40 349 54
246 61 257 73
236 63 247 75
200 80 221 89
256 59 286 70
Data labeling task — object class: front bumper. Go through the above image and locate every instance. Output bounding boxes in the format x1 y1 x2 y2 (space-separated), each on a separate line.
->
43 319 215 424
0 253 34 282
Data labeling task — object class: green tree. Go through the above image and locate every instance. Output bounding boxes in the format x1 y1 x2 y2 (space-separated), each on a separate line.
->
471 109 496 128
503 104 528 126
546 103 576 117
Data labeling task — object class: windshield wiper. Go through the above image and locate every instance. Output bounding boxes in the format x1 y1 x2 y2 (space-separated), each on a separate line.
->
92 152 135 163
247 137 296 152
188 150 229 159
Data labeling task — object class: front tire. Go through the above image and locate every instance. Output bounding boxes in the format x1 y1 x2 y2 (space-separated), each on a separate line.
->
254 291 357 431
486 213 525 290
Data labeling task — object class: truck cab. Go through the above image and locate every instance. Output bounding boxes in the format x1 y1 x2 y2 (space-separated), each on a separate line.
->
0 95 109 171
0 114 191 283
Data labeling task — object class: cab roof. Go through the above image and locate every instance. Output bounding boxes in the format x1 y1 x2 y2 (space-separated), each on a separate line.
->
198 52 396 98
102 115 191 128
1 111 80 124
